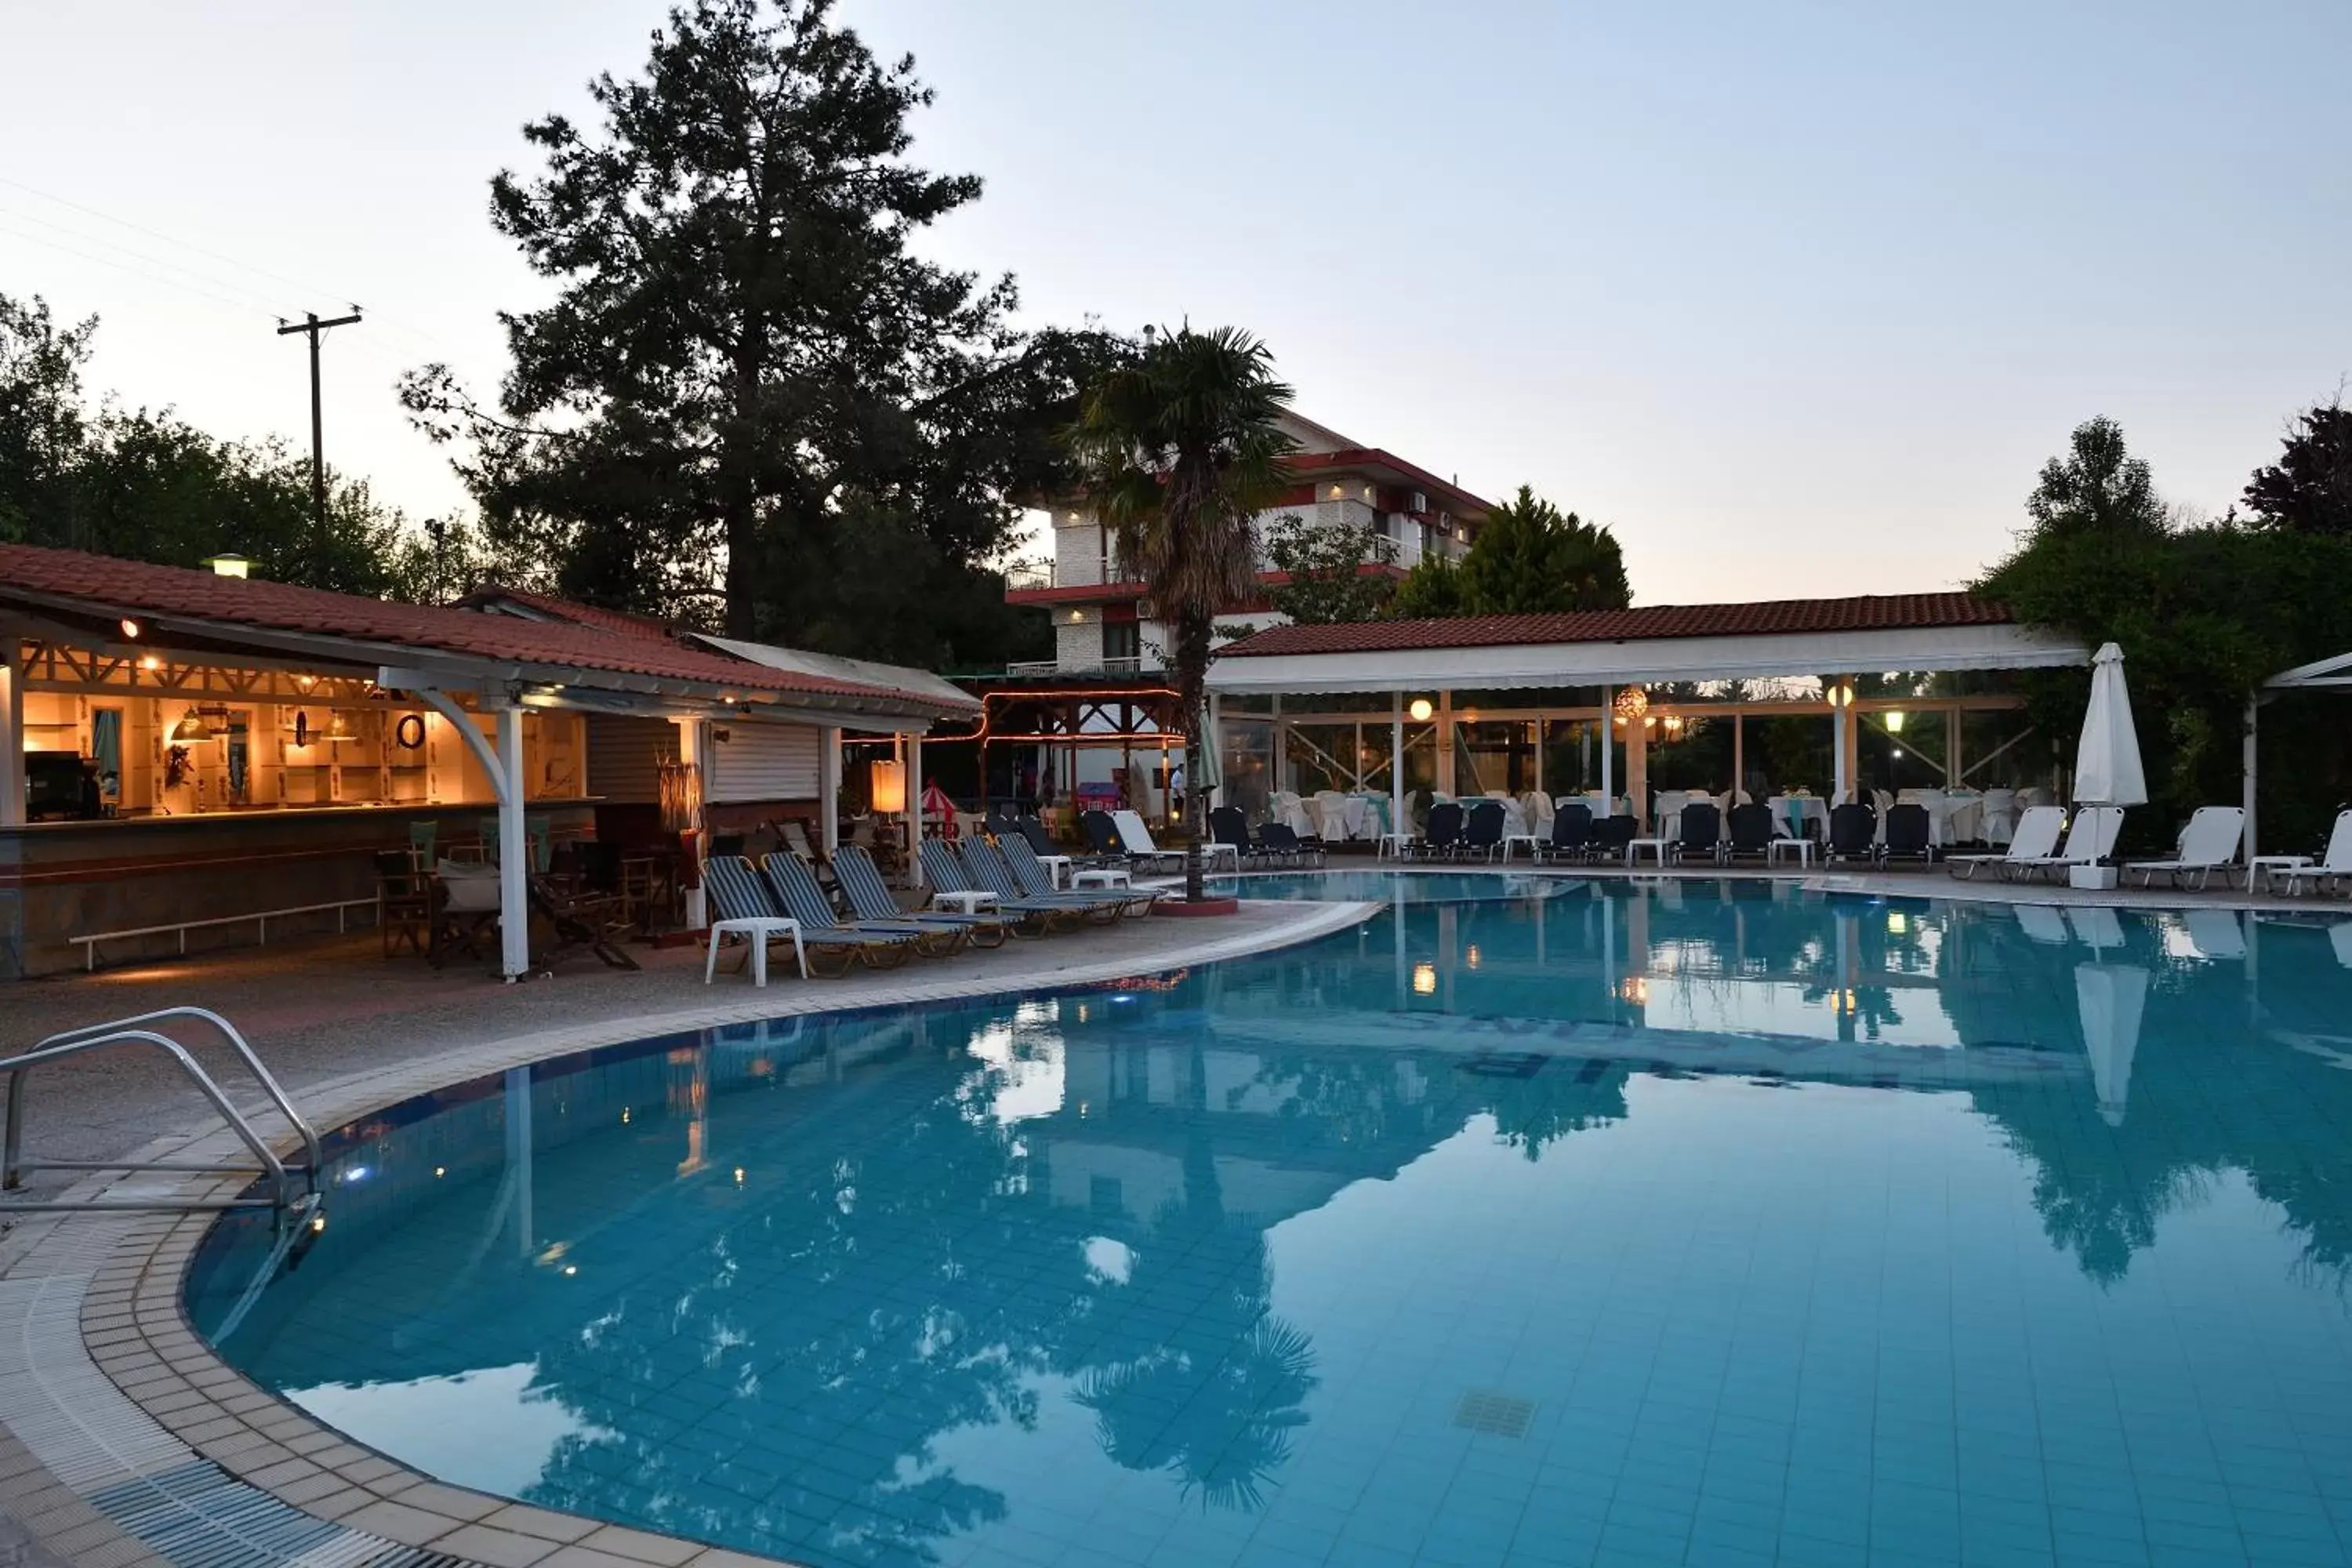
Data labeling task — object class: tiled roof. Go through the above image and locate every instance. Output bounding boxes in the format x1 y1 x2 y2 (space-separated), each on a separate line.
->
453 586 680 642
0 543 953 712
1220 593 2015 658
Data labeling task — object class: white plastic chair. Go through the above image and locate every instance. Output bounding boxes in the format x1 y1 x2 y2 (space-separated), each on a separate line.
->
2122 807 2245 891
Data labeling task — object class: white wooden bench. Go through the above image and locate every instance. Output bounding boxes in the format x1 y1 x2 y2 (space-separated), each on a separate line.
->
72 897 383 971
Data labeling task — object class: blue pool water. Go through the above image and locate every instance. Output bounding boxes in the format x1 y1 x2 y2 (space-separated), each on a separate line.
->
189 877 2352 1568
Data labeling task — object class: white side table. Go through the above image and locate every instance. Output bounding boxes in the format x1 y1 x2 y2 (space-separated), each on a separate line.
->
1376 832 1417 861
705 916 804 985
1767 838 1815 869
1034 854 1073 890
1626 837 1672 868
1073 867 1132 889
1501 833 1544 862
2249 855 2312 894
931 890 1000 915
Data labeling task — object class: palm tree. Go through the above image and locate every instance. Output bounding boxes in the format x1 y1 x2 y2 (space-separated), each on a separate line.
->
1068 326 1297 901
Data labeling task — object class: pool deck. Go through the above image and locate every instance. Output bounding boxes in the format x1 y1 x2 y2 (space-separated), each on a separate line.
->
0 897 1377 1568
0 863 2343 1568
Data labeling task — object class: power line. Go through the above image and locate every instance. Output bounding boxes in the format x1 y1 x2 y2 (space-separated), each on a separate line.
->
0 219 285 321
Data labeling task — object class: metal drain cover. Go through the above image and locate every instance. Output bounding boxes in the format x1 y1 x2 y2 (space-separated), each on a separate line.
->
1454 1389 1537 1439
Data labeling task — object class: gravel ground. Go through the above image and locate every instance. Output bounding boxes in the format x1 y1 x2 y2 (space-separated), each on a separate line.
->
0 902 1327 1203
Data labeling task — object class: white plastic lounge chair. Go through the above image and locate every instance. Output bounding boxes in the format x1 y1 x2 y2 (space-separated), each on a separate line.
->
1949 806 2063 880
2006 806 2125 883
2332 921 2352 969
2279 810 2352 898
1111 808 1232 872
2122 806 2245 890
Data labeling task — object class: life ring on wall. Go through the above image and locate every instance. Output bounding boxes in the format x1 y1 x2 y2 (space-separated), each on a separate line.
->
394 714 426 750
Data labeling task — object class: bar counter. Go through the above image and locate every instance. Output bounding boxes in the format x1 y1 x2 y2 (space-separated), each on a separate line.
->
0 800 596 979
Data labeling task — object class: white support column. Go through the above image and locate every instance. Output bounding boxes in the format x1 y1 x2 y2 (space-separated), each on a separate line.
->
2242 696 2259 858
1390 691 1405 837
906 732 924 889
1946 707 1965 788
0 635 24 827
820 725 842 854
504 1066 533 1258
1599 686 1614 810
1732 711 1745 802
496 706 529 980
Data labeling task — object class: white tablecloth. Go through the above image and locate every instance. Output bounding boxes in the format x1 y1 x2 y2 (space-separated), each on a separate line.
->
1312 794 1374 840
1768 796 1830 840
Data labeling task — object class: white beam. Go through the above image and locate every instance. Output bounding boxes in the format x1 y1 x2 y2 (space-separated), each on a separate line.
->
496 706 530 980
820 725 842 854
1207 622 2093 695
906 733 924 889
0 635 24 826
1390 691 1404 840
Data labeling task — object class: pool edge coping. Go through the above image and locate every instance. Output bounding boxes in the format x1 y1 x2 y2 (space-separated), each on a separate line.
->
0 896 1380 1568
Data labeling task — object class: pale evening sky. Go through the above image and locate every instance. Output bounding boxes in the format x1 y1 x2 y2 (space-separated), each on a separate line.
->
2 0 2344 605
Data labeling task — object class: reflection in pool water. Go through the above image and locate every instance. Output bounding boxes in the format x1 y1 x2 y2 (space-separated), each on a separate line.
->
189 878 2352 1568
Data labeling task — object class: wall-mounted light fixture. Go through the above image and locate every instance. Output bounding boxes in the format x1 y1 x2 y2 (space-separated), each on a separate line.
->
1407 697 1434 723
869 757 906 815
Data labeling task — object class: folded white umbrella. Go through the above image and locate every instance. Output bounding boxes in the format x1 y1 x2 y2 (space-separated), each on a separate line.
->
2074 642 2148 807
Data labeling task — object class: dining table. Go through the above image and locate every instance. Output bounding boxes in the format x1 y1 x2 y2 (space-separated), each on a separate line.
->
1767 795 1830 841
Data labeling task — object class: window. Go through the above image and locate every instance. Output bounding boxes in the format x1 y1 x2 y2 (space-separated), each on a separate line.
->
1103 622 1141 663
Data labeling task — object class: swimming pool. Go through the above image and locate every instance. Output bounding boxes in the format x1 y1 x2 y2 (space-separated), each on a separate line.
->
188 877 2352 1568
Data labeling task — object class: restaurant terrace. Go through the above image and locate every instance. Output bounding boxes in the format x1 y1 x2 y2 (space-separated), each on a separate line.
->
1203 593 2095 846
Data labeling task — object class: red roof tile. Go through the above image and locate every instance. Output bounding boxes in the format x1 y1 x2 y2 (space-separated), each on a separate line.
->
1220 593 2015 658
453 586 681 643
0 543 953 712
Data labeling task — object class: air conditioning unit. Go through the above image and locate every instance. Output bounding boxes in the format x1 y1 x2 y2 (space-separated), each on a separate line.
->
1410 492 1428 514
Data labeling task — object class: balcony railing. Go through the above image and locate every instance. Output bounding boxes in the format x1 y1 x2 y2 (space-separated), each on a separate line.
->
1005 655 1148 678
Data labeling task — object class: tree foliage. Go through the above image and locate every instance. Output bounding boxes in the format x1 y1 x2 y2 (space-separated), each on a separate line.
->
1068 325 1296 896
2023 416 2169 543
1387 485 1629 619
403 0 1098 670
2242 401 2352 537
1979 413 2352 853
1261 511 1394 624
0 290 490 602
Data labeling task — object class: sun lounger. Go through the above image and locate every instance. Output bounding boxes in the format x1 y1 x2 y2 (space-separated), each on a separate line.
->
832 844 1015 946
2005 806 2125 883
987 837 1144 919
2016 904 2072 944
761 851 966 958
917 840 1072 931
2278 810 2352 897
702 855 917 976
1947 806 2063 880
2122 806 2245 890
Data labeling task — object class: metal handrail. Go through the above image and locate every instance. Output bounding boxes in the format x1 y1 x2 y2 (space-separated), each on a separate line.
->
3 1008 321 1214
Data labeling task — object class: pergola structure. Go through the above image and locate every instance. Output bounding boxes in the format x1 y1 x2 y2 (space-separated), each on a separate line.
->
2247 648 2352 854
1206 593 2092 833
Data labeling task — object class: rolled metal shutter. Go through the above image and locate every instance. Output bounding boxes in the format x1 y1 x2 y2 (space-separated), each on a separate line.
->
707 720 819 803
586 715 678 803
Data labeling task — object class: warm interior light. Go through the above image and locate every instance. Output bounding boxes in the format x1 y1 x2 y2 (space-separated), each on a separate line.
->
170 710 213 743
324 710 354 741
1887 912 1908 935
1327 484 1345 499
1408 698 1434 723
1883 710 1904 733
1465 945 1481 970
1068 609 1084 623
137 655 161 671
1411 962 1437 996
870 757 906 815
202 554 249 579
1613 687 1650 724
118 619 140 640
1828 681 1854 710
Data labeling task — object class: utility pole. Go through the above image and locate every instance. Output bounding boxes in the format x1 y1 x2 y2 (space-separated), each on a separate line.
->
277 308 362 557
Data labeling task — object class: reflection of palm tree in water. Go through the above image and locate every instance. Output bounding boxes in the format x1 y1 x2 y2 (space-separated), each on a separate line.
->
1073 1052 1319 1512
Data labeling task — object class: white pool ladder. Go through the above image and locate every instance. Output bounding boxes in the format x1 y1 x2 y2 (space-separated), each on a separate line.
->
1 1007 322 1214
